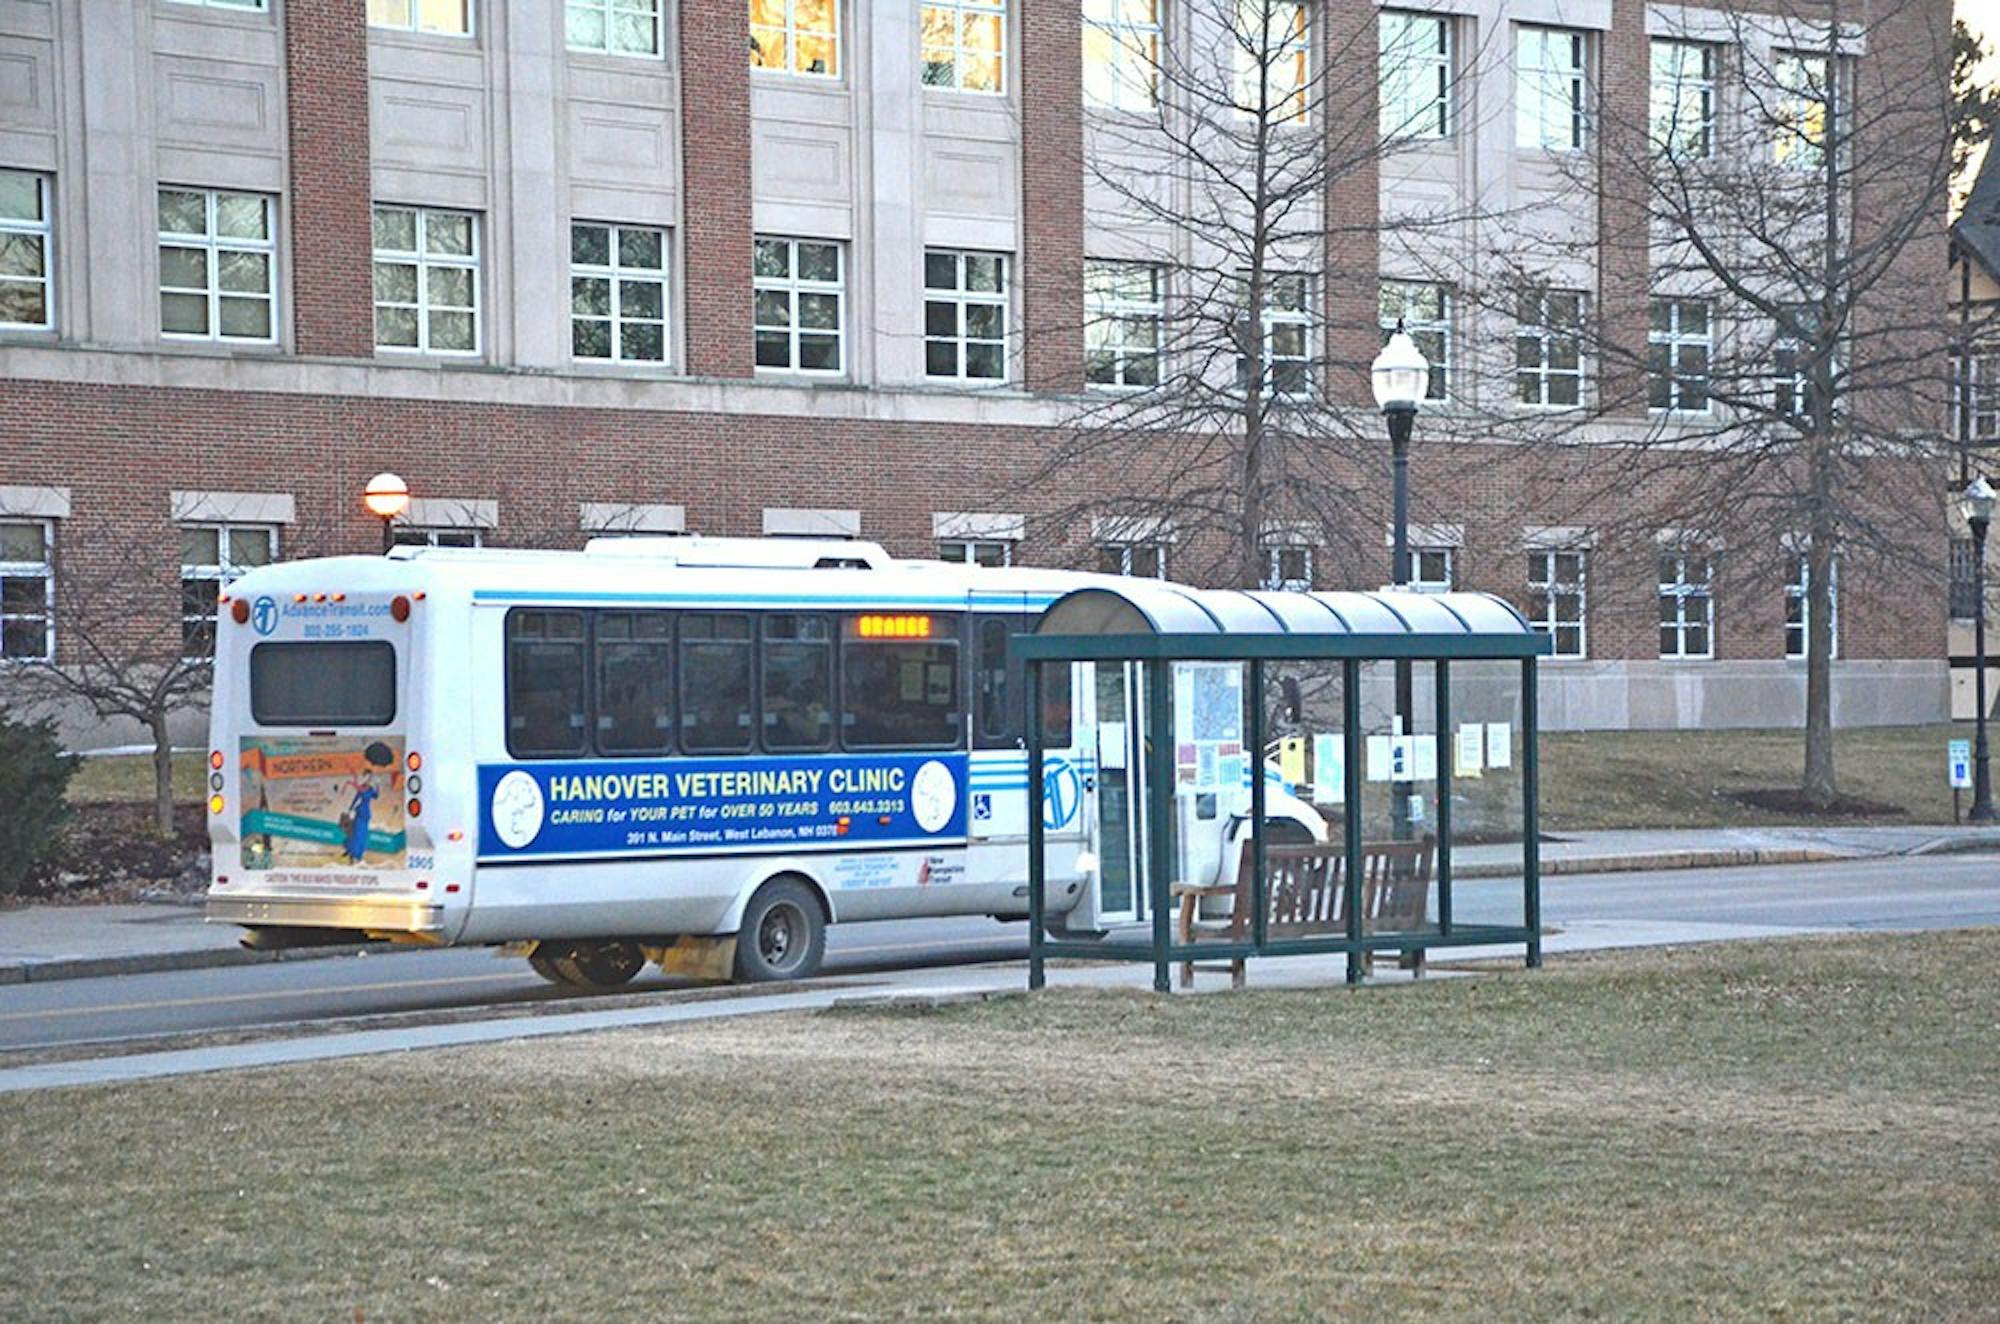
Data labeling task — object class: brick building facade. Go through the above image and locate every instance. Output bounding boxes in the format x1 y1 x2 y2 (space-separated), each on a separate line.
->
0 0 1954 745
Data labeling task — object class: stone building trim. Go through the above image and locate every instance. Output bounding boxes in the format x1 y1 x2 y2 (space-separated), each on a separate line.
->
0 485 71 519
399 498 498 530
581 502 687 535
1523 524 1595 549
169 491 296 525
764 507 861 537
934 511 1025 541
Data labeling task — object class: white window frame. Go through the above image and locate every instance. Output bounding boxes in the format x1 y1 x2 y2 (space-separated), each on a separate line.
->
1772 50 1832 170
1263 544 1313 592
924 249 1009 382
565 0 664 57
1515 289 1584 407
1084 259 1163 390
1784 553 1837 660
1658 553 1715 660
180 522 278 660
1650 39 1714 160
372 205 481 357
570 221 669 365
938 538 1014 567
1083 0 1161 112
157 188 277 345
1098 541 1168 579
392 526 484 549
366 0 475 37
1648 296 1712 414
0 518 54 663
1409 546 1453 594
1957 343 2000 442
921 0 1007 94
753 236 846 376
0 170 52 332
1236 272 1312 397
1235 0 1311 126
751 0 841 79
1380 10 1452 139
1379 280 1450 401
1527 549 1587 659
1516 25 1588 151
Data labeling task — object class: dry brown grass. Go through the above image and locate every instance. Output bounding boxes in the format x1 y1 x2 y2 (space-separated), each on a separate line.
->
3 931 1997 1321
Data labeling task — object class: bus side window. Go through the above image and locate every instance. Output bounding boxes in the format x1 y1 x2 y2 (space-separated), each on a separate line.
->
1039 662 1073 749
762 614 833 751
507 609 588 758
973 616 1013 749
841 613 962 750
595 611 673 756
680 612 754 754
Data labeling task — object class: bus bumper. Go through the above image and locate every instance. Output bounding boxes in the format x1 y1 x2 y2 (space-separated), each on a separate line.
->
206 895 444 936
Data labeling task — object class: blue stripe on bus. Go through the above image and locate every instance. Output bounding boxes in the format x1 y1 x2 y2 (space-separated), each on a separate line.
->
473 589 1064 609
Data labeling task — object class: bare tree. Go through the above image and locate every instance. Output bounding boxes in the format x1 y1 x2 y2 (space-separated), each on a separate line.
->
1019 0 1495 589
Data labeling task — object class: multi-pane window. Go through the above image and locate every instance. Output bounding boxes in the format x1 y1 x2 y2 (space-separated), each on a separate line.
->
571 222 667 364
367 0 473 35
750 0 840 77
1527 550 1586 658
158 189 276 344
1775 306 1826 422
1264 545 1312 591
1084 260 1163 389
924 250 1008 381
1083 0 1160 112
1409 547 1453 593
1516 26 1588 150
1379 280 1450 400
921 0 1006 93
391 527 482 548
1954 344 2000 441
1380 11 1451 139
566 0 662 56
1648 297 1711 413
1097 541 1167 578
1784 555 1837 659
372 206 480 355
0 520 52 661
1650 40 1715 160
939 539 1013 567
1236 273 1311 395
0 170 51 331
1516 290 1583 406
753 237 844 374
1772 51 1831 169
181 523 276 659
1950 537 1982 619
1235 0 1310 126
1658 553 1714 659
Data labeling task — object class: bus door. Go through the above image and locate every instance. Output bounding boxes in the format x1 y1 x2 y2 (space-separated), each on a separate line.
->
1090 662 1151 926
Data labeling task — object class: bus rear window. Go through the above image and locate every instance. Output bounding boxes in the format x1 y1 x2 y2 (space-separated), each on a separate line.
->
250 642 396 727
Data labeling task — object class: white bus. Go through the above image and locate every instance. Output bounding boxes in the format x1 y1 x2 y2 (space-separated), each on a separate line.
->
204 537 1321 984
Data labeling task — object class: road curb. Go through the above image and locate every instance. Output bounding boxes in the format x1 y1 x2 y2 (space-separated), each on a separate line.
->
1455 847 1851 880
0 940 401 986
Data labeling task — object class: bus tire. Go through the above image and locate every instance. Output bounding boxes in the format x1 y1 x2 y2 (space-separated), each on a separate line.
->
526 951 567 984
733 879 825 983
550 940 647 990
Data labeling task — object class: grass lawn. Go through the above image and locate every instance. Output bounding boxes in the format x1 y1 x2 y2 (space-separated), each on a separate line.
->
64 750 205 806
3 932 1995 1319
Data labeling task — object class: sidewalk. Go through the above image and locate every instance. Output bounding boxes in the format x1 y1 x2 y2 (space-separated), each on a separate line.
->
3 824 1998 986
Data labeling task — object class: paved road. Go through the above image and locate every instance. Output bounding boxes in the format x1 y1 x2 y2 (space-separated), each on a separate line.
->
3 854 1995 1053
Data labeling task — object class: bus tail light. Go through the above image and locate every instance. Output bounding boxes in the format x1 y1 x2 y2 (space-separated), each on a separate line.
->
407 798 422 818
230 599 250 624
407 751 423 772
391 596 411 622
209 750 224 770
208 794 225 815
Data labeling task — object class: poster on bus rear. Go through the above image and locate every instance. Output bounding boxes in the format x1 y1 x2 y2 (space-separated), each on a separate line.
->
238 736 408 872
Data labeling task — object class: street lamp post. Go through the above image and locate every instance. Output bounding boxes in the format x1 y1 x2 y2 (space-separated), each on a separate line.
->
1963 476 1996 822
1371 324 1431 834
363 472 411 554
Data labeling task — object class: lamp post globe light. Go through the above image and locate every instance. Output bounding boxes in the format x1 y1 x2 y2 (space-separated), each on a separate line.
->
1371 325 1430 838
363 472 411 554
1962 475 1996 822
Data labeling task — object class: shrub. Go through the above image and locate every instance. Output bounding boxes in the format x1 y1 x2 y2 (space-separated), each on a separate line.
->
0 709 75 896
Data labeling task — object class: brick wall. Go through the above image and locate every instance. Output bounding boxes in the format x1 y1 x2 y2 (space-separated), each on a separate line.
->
1019 0 1085 392
1321 0 1381 406
1594 0 1652 415
283 0 374 358
678 0 755 379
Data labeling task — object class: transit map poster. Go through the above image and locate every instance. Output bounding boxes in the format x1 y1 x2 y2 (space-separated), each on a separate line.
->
239 736 408 872
479 753 968 859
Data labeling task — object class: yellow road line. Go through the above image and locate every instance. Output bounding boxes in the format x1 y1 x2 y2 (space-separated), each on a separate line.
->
0 971 524 1023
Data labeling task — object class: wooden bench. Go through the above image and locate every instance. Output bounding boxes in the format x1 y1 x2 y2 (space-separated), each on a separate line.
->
1173 836 1437 987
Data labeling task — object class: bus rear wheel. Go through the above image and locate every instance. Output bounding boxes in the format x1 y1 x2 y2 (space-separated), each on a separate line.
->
734 879 825 983
531 940 647 990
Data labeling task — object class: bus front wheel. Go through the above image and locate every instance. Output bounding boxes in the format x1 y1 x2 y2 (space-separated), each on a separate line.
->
734 879 825 983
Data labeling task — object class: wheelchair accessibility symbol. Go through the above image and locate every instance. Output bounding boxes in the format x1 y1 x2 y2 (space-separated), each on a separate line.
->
1042 757 1082 831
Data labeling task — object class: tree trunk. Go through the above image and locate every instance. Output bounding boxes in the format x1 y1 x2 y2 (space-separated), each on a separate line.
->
150 712 176 838
1802 452 1838 804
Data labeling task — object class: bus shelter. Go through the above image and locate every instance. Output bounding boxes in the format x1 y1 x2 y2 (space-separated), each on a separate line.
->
1016 583 1552 992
